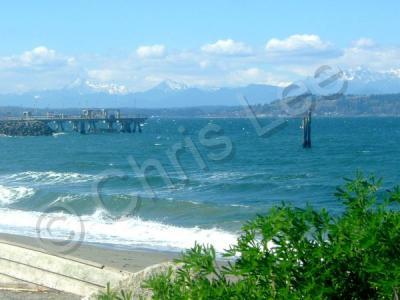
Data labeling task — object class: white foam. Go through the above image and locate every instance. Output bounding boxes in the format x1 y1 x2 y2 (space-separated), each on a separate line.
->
0 208 237 253
52 132 67 137
231 204 250 208
47 195 81 207
192 171 253 184
0 185 35 205
4 171 96 184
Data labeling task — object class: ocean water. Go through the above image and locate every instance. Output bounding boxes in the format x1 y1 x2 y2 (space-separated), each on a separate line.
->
0 117 399 253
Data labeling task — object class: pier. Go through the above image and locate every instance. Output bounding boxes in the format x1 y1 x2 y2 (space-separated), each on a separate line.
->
0 109 147 135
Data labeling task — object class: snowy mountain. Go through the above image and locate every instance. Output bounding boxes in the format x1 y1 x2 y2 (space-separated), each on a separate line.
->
0 79 282 108
344 67 400 94
152 80 189 92
0 69 400 108
64 78 128 95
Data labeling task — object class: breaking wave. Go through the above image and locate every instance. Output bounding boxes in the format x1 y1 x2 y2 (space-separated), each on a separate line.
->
0 185 35 205
0 208 237 253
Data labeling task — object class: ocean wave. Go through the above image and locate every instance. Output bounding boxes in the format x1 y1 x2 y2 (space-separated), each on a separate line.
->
0 208 237 253
4 171 96 184
0 185 35 205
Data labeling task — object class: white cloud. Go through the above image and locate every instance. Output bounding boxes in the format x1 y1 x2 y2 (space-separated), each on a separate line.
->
199 60 210 69
266 34 330 52
235 67 263 79
352 38 376 48
136 44 166 59
0 46 79 93
87 69 117 82
201 39 252 56
0 46 74 70
264 34 341 66
2 38 400 94
390 68 400 77
20 46 56 64
337 44 400 71
228 67 291 87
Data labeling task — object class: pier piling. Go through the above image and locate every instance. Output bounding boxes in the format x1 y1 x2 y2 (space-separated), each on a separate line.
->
72 121 79 132
0 109 147 135
79 121 86 134
302 110 312 148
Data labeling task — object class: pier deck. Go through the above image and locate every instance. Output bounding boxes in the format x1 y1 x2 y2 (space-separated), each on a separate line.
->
0 109 147 134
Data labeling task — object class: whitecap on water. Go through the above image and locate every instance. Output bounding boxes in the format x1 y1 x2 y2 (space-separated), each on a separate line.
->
4 171 96 184
0 185 35 205
46 195 81 207
230 204 250 208
52 132 67 137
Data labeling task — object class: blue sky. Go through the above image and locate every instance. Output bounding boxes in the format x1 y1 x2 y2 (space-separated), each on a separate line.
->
0 0 399 93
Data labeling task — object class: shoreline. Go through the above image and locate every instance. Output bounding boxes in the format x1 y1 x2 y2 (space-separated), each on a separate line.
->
0 232 178 274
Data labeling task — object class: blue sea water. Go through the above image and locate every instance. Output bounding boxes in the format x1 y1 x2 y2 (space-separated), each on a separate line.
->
0 117 399 252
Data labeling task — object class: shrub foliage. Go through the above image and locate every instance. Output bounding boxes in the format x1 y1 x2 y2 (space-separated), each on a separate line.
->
145 174 400 299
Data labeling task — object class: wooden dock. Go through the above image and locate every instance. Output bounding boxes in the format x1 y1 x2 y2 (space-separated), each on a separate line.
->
0 109 147 134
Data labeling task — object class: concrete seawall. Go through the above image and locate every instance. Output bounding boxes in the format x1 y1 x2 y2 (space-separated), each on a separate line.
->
0 238 175 299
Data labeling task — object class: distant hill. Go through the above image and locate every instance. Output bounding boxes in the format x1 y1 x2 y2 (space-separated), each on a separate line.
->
246 94 400 117
2 94 400 118
0 67 399 109
0 80 282 108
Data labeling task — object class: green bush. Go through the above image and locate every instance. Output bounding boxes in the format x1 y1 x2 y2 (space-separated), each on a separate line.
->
145 174 400 299
98 283 133 300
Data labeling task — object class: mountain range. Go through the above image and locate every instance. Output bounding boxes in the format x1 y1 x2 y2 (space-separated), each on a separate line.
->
0 68 399 108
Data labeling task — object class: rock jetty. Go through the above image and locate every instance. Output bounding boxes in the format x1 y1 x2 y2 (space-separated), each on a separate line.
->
0 121 54 136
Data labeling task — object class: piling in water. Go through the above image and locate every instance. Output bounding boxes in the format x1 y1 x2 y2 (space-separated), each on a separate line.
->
303 110 312 148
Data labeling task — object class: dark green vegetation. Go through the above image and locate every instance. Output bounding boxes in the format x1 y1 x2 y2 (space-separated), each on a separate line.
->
0 121 54 136
254 93 400 117
143 174 400 299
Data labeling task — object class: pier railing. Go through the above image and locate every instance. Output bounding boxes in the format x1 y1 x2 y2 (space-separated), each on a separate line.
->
0 114 147 122
0 113 147 134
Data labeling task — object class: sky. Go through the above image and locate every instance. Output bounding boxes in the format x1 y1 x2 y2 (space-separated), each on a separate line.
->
0 0 399 93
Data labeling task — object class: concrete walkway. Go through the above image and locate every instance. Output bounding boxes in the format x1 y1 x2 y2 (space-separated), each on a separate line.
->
0 235 176 299
0 289 80 300
0 239 132 298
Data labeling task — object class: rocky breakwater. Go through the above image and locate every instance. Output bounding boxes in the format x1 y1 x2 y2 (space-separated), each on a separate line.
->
0 121 54 136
